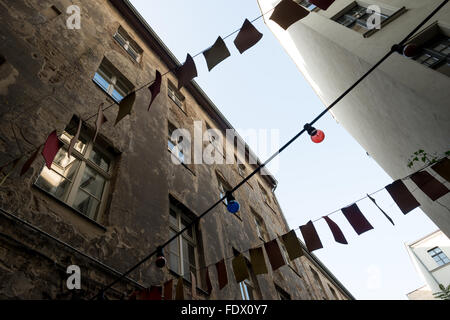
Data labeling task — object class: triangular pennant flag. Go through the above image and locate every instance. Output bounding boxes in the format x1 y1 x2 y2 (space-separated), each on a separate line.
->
341 203 373 235
175 277 184 300
115 92 135 126
385 180 420 214
42 130 62 169
203 36 231 71
249 247 268 275
68 117 82 158
20 145 42 176
215 259 228 290
309 0 336 10
234 19 264 54
431 158 450 182
367 194 395 226
94 103 107 143
205 267 212 294
300 220 323 252
323 216 348 244
232 253 249 283
410 171 449 201
269 0 310 30
148 286 162 300
0 157 22 187
176 54 197 90
264 239 285 271
163 279 173 300
191 272 197 300
281 230 304 260
148 70 162 111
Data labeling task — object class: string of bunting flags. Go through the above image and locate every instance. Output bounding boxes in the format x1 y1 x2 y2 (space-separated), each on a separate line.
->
129 157 449 300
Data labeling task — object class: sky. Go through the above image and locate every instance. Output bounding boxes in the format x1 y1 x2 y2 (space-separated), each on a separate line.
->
129 0 439 300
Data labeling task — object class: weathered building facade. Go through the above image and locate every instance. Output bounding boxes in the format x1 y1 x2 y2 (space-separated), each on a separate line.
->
0 0 352 300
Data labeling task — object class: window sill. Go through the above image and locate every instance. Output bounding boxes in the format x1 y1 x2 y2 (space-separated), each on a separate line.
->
33 184 107 232
363 7 407 38
168 269 210 297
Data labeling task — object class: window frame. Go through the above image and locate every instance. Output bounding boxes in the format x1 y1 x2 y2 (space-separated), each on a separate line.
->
34 121 114 223
168 80 186 112
113 27 143 63
239 279 255 300
93 59 133 103
427 247 450 267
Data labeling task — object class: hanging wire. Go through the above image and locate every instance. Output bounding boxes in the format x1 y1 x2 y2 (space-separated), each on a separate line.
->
90 0 450 300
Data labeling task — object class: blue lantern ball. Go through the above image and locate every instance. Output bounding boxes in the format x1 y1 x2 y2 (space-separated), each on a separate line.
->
227 200 240 214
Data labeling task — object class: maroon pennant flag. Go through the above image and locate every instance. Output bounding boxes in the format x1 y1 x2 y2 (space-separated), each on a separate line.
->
163 279 173 300
215 259 228 290
264 239 285 271
323 216 348 244
176 54 197 90
148 70 162 111
310 0 336 10
175 277 184 300
115 92 135 126
148 286 162 300
20 145 42 176
269 0 310 30
300 220 323 252
234 19 263 54
205 267 212 294
42 130 62 169
367 194 395 226
410 171 449 201
203 36 231 71
231 253 249 283
431 158 450 182
249 247 268 275
341 203 373 235
281 230 304 260
385 180 420 214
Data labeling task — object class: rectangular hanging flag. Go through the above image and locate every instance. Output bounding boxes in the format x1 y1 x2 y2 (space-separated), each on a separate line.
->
341 203 373 235
281 230 304 260
203 36 231 71
148 70 162 111
249 247 268 275
410 171 449 201
234 19 263 54
163 279 173 300
115 92 135 126
232 253 249 283
300 220 323 252
176 54 197 90
310 0 336 10
175 277 184 300
431 158 450 182
269 0 310 30
367 194 395 226
148 286 162 300
42 130 63 169
264 239 285 271
385 179 420 214
323 216 348 244
215 259 228 290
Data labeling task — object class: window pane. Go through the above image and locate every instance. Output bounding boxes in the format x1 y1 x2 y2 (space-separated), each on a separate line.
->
51 149 80 180
79 166 106 199
169 209 178 227
89 147 110 172
111 88 124 102
73 189 100 218
60 131 87 154
93 72 110 92
36 167 73 201
113 32 127 47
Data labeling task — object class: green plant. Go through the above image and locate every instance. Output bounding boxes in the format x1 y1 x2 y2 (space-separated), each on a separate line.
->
407 150 450 168
433 284 450 300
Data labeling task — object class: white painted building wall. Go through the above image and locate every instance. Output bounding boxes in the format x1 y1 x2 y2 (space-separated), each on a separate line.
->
257 0 450 236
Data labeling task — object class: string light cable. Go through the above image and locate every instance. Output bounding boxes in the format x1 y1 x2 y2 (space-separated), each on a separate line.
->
90 0 449 300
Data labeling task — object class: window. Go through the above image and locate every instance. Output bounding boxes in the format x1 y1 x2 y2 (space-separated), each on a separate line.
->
296 0 318 11
168 199 201 283
93 58 133 103
168 122 186 164
252 210 269 242
428 247 450 267
113 27 143 62
413 35 450 77
168 80 186 111
335 3 389 35
240 279 255 300
35 117 115 221
275 285 291 300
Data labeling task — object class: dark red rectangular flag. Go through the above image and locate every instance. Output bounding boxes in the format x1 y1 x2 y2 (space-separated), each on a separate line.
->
203 36 230 71
341 203 373 235
410 171 449 201
300 220 323 252
176 54 197 90
234 19 263 54
215 259 228 290
42 130 62 169
269 0 310 30
163 279 173 300
148 69 162 111
323 216 348 244
385 180 420 214
310 0 336 10
264 239 285 271
431 158 450 182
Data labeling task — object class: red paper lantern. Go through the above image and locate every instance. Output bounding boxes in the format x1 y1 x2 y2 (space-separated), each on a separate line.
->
403 44 419 57
311 130 325 143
